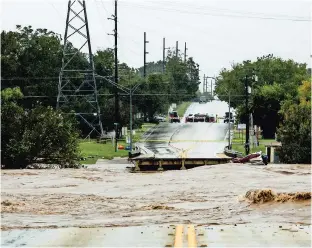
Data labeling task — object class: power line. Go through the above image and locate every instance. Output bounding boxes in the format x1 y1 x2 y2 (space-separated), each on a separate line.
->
120 2 311 22
144 0 310 20
98 0 111 18
2 76 61 81
94 0 113 47
19 94 249 98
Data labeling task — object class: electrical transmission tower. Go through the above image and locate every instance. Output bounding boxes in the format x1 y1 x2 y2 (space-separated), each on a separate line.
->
57 0 104 138
203 74 208 93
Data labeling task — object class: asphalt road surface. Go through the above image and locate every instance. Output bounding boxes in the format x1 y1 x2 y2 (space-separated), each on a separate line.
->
141 100 232 158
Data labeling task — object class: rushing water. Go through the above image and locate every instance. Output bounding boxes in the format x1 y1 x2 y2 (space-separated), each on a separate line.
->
1 161 310 230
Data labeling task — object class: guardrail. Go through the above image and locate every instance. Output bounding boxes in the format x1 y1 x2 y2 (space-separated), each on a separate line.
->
130 157 232 171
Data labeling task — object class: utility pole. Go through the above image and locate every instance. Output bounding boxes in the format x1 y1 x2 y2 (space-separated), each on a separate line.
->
108 0 119 152
184 42 187 62
203 74 205 93
176 41 179 57
162 37 169 73
245 75 250 155
129 88 133 151
143 32 149 78
163 38 166 73
210 79 213 101
129 73 133 154
114 0 119 152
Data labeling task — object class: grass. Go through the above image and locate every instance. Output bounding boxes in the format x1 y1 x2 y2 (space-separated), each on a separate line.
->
131 123 156 142
78 123 156 164
231 143 266 155
79 140 129 164
176 102 192 117
231 129 276 155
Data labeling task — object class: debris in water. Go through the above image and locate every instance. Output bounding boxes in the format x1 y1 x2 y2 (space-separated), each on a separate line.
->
140 205 175 210
2 172 38 176
245 189 276 203
73 176 103 181
245 189 311 203
1 200 26 213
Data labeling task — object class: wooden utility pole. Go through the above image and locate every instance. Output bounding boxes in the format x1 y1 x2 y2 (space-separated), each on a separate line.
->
144 32 149 77
184 42 187 62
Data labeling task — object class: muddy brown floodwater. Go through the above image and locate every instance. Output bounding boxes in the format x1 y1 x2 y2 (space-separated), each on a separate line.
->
1 160 311 230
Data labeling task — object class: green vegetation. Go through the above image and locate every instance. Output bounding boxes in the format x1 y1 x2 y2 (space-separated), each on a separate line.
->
2 88 80 168
176 102 192 117
2 25 310 165
1 25 200 137
231 144 266 155
131 123 156 142
79 123 156 164
1 25 200 167
215 54 311 163
79 141 128 164
277 81 311 163
215 54 309 139
232 130 269 154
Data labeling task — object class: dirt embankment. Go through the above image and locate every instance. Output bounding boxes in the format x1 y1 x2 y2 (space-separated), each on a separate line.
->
245 189 311 204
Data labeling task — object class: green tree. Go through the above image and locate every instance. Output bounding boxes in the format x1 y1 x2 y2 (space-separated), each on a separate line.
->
1 25 88 109
276 81 311 163
214 55 308 138
1 87 25 167
165 50 200 103
135 73 169 120
1 87 80 168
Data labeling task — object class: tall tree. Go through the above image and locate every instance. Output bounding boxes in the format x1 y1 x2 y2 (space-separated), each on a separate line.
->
277 80 311 163
1 25 88 108
214 55 308 138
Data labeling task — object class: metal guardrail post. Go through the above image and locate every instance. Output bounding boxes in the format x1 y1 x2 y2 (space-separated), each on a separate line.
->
158 160 163 171
134 161 140 171
181 159 186 170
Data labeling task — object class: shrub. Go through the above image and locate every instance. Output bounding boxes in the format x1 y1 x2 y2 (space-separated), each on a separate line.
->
1 88 80 168
276 103 311 164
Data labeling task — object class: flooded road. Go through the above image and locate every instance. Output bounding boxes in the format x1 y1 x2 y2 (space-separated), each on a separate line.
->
141 101 231 158
1 101 310 246
1 161 310 230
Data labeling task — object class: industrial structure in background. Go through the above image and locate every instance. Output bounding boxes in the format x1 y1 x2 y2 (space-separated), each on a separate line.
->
202 75 215 101
57 0 104 138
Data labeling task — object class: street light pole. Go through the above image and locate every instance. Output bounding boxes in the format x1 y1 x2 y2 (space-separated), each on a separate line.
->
245 75 250 155
128 80 143 156
129 88 133 153
228 92 231 149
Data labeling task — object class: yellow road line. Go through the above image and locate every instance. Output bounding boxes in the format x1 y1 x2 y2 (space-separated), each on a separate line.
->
174 225 184 247
176 143 199 158
187 225 197 248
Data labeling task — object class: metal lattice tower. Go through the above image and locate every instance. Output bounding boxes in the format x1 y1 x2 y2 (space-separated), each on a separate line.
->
57 0 104 138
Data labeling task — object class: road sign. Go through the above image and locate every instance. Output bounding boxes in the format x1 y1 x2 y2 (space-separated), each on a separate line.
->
237 124 246 130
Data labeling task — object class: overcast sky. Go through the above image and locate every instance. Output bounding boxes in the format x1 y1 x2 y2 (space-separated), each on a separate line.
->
1 0 311 91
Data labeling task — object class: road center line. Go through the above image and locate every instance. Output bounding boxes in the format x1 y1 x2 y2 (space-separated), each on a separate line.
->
187 225 197 248
174 224 184 247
